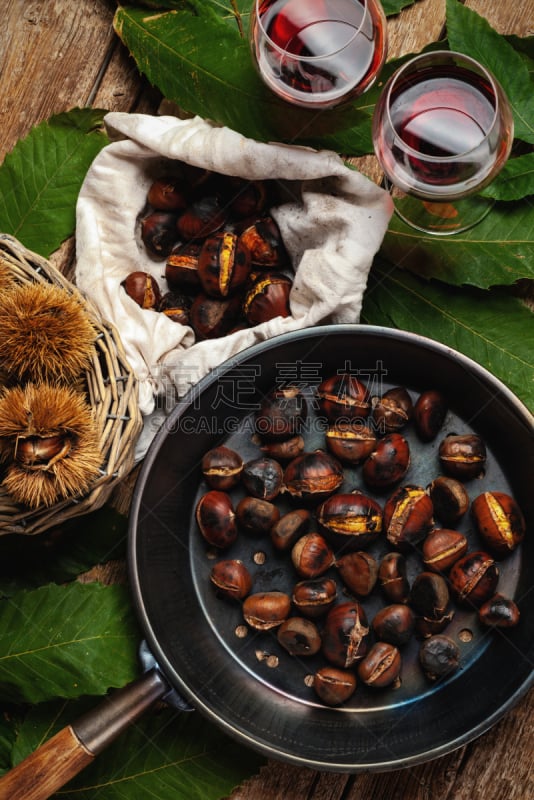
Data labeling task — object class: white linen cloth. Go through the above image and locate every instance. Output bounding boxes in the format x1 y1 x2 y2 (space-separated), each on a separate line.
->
75 113 393 456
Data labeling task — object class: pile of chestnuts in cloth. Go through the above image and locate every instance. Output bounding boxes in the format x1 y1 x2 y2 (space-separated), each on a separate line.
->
195 376 525 707
121 165 293 340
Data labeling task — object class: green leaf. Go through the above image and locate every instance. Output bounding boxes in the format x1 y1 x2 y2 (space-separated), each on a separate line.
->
382 0 416 15
12 699 264 799
0 583 140 704
480 152 534 201
0 507 128 598
0 108 108 258
381 200 534 288
362 262 534 411
446 0 534 144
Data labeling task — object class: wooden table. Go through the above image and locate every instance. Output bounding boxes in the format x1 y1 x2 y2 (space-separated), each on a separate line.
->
2 1 533 798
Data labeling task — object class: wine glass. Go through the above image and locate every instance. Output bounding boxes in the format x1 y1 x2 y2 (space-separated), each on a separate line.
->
250 0 387 109
372 51 514 235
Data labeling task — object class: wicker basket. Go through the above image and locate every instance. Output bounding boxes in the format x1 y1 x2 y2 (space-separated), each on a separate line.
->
0 234 142 536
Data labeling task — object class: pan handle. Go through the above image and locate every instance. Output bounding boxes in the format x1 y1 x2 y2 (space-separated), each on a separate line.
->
0 668 168 800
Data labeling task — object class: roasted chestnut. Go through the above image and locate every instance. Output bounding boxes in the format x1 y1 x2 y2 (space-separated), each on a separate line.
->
195 490 237 548
291 532 335 578
316 373 370 422
140 211 179 258
201 445 243 490
242 591 291 630
414 389 447 442
147 177 189 211
335 551 378 597
243 271 292 325
419 635 460 681
225 178 268 220
313 667 357 706
176 195 227 240
478 594 520 628
236 496 280 536
471 491 525 558
198 231 251 297
283 450 344 504
258 434 305 462
158 291 192 325
410 572 450 620
210 559 252 601
189 293 241 340
449 551 499 607
316 491 382 551
165 242 202 291
438 433 486 481
422 529 468 573
241 456 283 501
255 385 307 442
372 604 415 647
322 601 370 668
239 216 288 267
357 642 401 688
122 271 162 310
383 484 434 550
291 577 337 618
362 433 410 491
277 617 322 656
372 387 413 433
378 552 410 604
324 421 376 465
427 476 470 526
270 508 311 551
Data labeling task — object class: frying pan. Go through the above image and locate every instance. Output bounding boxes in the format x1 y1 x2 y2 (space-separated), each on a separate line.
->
2 325 533 799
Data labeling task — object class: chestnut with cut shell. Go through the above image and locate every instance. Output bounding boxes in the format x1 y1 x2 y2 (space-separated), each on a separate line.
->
255 385 307 442
316 490 382 550
362 433 410 491
321 601 370 668
357 642 401 688
165 242 201 291
291 532 335 578
243 271 292 325
201 445 243 491
239 216 288 267
378 552 410 604
313 667 357 706
372 386 413 433
427 476 470 526
471 491 525 558
449 551 499 607
438 433 486 481
283 450 344 504
241 456 283 501
122 271 162 310
422 529 468 573
317 373 370 422
383 484 434 550
242 591 291 630
198 231 251 298
140 211 179 258
291 577 337 618
325 421 376 465
210 560 252 601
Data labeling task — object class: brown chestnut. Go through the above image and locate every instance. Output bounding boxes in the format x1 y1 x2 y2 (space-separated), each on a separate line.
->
325 421 376 465
277 617 322 656
189 293 241 340
357 642 401 688
258 434 305 462
422 529 468 573
317 373 370 422
176 195 227 240
372 387 413 433
438 433 486 481
158 291 192 325
362 433 410 491
14 433 71 468
378 552 410 604
409 572 451 620
414 389 447 442
449 551 499 607
270 508 311 551
201 445 243 490
195 490 237 548
165 242 202 291
383 484 434 550
241 456 283 501
283 450 344 504
335 551 378 597
313 667 357 706
242 591 291 630
210 559 252 601
478 594 520 628
471 491 525 558
255 385 307 442
317 491 382 552
427 476 470 526
239 216 288 267
291 577 337 618
419 635 460 681
198 231 251 297
140 211 179 258
122 271 162 310
372 604 415 647
322 601 370 668
243 271 292 325
291 532 335 578
147 177 189 211
236 496 280 536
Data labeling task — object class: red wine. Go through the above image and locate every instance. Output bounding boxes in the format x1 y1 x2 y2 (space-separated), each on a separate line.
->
252 0 386 108
373 63 512 199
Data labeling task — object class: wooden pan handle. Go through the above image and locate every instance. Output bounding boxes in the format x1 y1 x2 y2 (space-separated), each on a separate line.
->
0 669 169 800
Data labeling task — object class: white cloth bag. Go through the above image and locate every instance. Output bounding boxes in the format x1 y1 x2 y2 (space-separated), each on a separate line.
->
75 113 393 455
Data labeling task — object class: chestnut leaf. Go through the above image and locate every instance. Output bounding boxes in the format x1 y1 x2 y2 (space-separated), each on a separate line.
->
362 262 534 412
0 108 108 258
0 582 140 705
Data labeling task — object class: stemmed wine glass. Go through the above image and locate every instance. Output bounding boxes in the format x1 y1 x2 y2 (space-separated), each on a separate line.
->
372 51 514 235
250 0 388 109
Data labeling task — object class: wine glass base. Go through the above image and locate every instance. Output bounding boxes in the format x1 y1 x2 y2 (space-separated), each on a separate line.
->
387 182 495 236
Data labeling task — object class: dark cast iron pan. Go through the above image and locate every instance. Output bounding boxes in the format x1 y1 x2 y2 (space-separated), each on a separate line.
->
2 325 533 799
